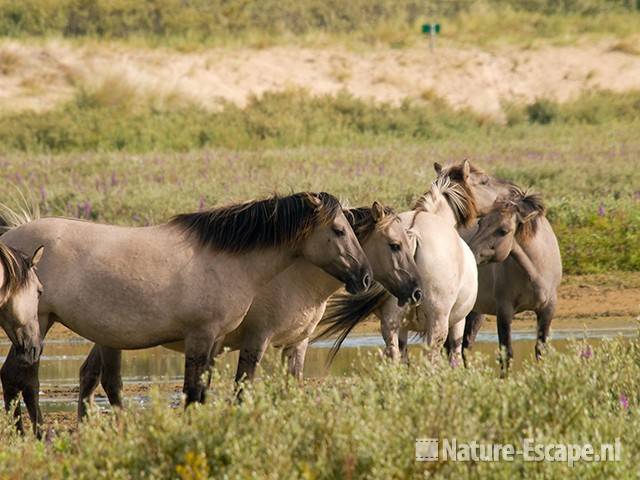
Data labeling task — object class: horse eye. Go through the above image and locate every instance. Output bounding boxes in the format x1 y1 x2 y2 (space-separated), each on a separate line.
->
37 289 43 298
498 228 509 237
333 228 345 237
389 243 401 252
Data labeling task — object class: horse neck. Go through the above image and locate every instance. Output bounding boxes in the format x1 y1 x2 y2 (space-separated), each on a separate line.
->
418 195 458 228
221 247 299 288
284 259 343 301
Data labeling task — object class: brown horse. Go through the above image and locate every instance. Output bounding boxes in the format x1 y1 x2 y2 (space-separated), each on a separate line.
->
77 202 423 417
0 192 372 434
437 161 562 368
0 243 44 364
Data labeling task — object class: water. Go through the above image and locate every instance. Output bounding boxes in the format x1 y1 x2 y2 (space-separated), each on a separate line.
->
0 325 636 412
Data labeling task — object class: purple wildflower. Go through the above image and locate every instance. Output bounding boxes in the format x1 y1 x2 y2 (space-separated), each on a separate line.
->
198 196 206 211
78 201 92 219
111 172 118 187
39 186 47 202
580 345 593 360
598 203 606 217
619 393 629 410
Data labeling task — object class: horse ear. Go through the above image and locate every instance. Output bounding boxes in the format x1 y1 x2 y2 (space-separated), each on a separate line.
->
303 193 322 210
30 245 45 267
462 159 471 181
371 201 386 223
433 162 443 174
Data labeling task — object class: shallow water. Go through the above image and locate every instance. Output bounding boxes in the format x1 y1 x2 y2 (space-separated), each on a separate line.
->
0 324 637 412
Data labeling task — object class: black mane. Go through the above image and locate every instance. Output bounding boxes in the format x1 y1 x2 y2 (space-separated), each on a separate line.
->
170 192 341 254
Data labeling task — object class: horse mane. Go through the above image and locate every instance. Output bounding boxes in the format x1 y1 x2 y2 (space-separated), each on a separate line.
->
0 243 32 304
413 176 478 227
505 186 546 243
344 206 396 242
170 192 341 254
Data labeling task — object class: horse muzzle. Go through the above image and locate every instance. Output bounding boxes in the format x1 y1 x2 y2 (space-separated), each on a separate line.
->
396 282 423 307
344 265 373 295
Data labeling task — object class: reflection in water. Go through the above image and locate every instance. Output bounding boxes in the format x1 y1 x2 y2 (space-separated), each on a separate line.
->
0 326 636 412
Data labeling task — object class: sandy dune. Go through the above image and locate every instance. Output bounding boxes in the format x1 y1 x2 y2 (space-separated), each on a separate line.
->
1 40 639 118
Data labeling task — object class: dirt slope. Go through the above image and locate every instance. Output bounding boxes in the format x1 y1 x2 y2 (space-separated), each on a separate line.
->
1 39 639 118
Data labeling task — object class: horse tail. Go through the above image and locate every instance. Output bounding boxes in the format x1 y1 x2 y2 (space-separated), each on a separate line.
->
314 282 390 365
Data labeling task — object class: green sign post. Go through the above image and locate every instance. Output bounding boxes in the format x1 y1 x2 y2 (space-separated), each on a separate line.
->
422 22 441 51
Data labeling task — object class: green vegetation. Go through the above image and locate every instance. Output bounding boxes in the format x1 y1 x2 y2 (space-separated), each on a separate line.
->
1 338 639 477
0 0 638 48
1 90 638 274
1 89 639 154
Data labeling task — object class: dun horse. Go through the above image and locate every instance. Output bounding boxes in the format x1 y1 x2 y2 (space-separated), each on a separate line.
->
437 161 562 367
318 171 479 366
0 243 44 364
77 202 423 416
0 192 372 434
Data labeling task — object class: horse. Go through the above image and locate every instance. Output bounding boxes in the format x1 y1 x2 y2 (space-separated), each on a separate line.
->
77 201 423 416
436 161 562 368
317 171 479 366
462 185 560 364
0 243 44 364
0 192 372 434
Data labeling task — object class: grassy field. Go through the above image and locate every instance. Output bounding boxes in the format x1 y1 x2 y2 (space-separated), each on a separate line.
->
0 1 639 477
1 90 638 274
1 0 639 49
0 338 638 477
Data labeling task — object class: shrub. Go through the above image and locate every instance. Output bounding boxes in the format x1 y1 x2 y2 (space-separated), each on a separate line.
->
0 338 639 477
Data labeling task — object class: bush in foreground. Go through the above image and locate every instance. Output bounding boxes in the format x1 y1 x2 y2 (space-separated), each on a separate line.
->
0 337 638 478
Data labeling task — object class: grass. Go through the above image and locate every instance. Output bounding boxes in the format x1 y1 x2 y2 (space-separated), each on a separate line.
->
0 93 638 275
1 337 639 477
0 0 638 49
1 89 640 153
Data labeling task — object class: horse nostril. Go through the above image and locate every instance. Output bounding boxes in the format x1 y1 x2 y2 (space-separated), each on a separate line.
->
362 274 371 290
412 289 423 304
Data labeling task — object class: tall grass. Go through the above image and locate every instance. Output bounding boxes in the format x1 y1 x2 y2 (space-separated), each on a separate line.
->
0 107 638 274
0 338 638 477
0 0 638 47
1 89 639 154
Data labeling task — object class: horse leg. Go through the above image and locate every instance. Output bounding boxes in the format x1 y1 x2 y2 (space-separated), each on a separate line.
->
20 360 44 438
183 333 216 407
1 346 25 433
496 305 514 375
0 347 45 437
447 319 465 368
1 315 52 436
535 296 556 361
462 311 484 367
378 298 406 362
78 344 103 420
234 336 270 401
380 322 400 362
282 338 309 382
235 336 270 383
398 326 409 365
421 309 449 366
100 347 124 409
